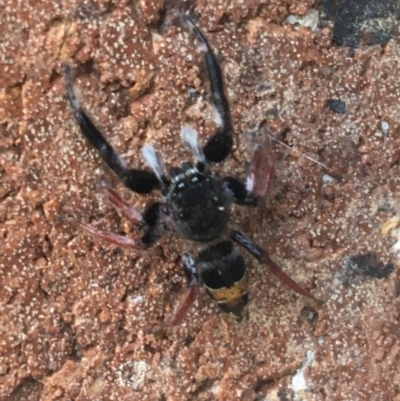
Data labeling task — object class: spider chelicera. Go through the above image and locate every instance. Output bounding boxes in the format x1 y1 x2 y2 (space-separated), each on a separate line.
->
65 16 319 325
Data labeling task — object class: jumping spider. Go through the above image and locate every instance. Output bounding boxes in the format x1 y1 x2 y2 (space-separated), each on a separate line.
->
65 17 318 325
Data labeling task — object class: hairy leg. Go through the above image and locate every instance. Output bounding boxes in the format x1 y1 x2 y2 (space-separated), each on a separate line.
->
182 17 233 162
65 65 161 193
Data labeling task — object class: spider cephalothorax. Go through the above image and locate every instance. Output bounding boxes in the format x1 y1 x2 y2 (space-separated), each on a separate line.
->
167 163 230 242
65 16 319 325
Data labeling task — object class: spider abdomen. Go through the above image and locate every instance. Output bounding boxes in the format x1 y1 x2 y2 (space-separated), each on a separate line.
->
198 241 249 321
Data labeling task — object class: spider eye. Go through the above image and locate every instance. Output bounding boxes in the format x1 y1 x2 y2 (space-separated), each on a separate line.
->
192 176 198 183
178 182 185 189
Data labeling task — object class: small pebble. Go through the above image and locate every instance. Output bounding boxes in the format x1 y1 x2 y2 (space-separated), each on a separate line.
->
328 99 346 114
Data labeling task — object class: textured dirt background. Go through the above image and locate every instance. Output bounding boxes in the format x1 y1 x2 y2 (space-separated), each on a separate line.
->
1 0 400 400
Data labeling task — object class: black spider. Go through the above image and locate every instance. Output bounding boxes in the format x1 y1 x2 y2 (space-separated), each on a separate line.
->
65 16 319 325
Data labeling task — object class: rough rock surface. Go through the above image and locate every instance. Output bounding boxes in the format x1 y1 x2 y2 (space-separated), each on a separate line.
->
1 1 400 400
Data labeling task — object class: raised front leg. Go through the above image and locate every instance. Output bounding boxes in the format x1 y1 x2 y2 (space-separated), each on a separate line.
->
223 144 275 206
65 66 161 193
183 16 234 163
231 230 322 303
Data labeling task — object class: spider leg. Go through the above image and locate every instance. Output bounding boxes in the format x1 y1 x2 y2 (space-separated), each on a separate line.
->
101 181 144 227
180 125 207 170
231 230 322 302
223 177 258 206
245 144 275 200
78 201 166 249
223 144 275 207
140 202 167 248
164 253 200 326
65 65 162 193
183 16 233 163
78 222 141 249
141 222 166 249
